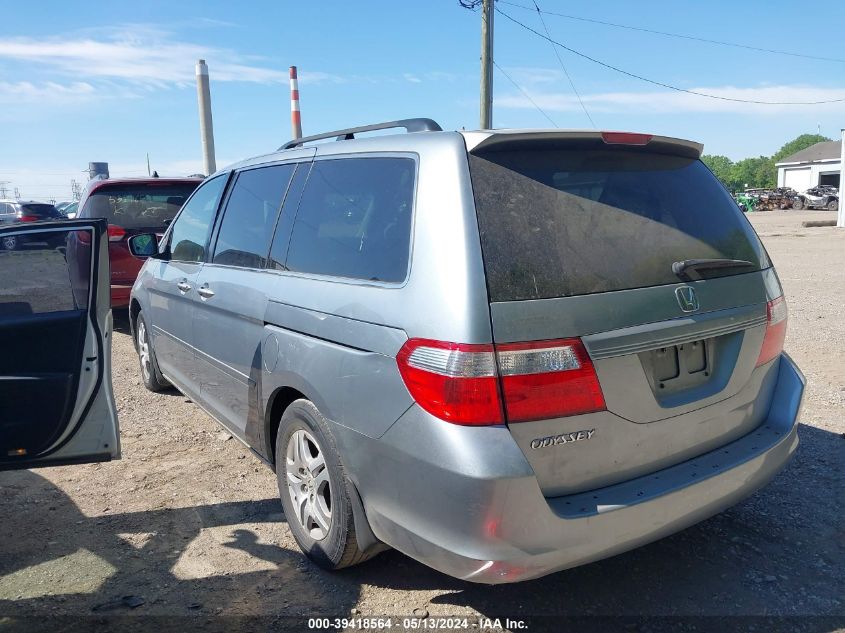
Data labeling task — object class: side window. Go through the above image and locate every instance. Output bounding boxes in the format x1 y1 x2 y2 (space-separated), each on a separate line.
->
168 175 227 263
212 164 295 268
284 157 415 282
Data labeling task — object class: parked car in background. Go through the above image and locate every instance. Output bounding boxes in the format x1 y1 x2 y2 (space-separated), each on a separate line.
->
57 201 78 219
0 200 66 250
127 119 804 584
74 176 202 307
54 201 74 214
791 185 839 211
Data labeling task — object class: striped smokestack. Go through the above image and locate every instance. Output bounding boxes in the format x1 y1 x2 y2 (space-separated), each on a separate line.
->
290 66 302 140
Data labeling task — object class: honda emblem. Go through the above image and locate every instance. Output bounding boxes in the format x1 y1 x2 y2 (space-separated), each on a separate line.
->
675 286 700 312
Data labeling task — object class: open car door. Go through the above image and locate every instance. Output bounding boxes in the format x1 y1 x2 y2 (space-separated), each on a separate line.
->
0 218 119 470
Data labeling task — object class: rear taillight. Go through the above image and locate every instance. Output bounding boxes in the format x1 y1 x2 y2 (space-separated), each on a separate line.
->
396 339 502 425
107 225 126 242
756 296 787 367
396 337 606 426
497 338 605 422
19 214 40 222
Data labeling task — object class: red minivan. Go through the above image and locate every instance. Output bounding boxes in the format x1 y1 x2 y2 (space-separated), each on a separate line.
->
76 177 202 307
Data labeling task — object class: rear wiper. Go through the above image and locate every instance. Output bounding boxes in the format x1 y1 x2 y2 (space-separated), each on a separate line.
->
672 258 755 281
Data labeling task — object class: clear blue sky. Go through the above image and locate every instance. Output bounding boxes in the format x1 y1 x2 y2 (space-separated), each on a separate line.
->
1 0 843 200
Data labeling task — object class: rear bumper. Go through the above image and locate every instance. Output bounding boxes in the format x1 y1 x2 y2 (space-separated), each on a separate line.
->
342 353 804 584
110 284 133 307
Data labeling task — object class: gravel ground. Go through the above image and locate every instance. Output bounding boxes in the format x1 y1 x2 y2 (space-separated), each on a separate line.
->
0 210 842 630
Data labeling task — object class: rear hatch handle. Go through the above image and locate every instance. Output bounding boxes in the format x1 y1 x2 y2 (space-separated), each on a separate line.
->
672 258 755 282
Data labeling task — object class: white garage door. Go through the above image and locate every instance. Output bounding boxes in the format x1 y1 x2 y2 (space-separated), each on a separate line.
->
783 167 812 192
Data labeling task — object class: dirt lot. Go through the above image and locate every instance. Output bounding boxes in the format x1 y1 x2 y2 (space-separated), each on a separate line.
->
1 210 843 629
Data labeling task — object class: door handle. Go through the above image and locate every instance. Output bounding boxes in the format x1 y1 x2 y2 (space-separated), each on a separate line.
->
197 285 215 299
176 280 191 293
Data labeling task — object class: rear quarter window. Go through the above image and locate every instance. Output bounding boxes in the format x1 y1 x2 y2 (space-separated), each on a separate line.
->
469 147 769 301
282 156 415 283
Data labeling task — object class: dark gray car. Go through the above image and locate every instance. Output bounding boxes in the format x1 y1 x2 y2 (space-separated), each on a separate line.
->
0 200 66 250
128 120 804 583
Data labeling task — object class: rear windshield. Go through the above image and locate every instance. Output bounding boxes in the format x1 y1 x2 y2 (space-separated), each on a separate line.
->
83 183 200 230
469 147 769 301
21 204 62 218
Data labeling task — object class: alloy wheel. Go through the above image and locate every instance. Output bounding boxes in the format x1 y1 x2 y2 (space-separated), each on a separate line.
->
285 429 332 540
137 320 151 382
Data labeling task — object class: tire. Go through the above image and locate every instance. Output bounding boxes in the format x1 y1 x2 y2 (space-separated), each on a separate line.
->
135 311 170 392
827 199 838 211
792 198 804 211
2 235 19 251
275 399 372 570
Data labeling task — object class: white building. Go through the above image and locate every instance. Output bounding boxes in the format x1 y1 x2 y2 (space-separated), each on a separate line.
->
776 140 841 191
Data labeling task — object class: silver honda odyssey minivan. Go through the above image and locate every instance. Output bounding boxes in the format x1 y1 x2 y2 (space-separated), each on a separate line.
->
128 119 804 583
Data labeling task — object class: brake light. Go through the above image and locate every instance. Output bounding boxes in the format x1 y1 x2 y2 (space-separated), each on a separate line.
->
107 225 127 242
396 339 502 425
756 296 787 367
601 131 653 146
396 337 606 425
497 338 605 422
19 215 40 222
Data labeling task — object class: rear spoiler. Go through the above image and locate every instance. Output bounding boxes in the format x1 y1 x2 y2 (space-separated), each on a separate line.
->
462 130 703 159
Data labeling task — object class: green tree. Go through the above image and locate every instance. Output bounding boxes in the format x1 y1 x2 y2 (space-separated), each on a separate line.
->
772 134 832 163
731 156 776 190
701 154 735 189
703 134 832 191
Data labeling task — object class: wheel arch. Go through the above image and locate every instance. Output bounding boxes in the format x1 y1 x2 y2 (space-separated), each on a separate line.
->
129 298 142 349
264 385 309 465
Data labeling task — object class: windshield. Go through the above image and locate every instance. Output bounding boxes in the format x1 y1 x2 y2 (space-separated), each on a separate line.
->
83 183 200 230
469 146 769 301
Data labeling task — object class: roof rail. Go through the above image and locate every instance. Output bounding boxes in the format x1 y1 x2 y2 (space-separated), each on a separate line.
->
280 118 442 150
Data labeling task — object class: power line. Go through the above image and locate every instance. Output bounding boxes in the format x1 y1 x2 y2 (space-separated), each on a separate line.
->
496 8 845 105
531 0 595 128
493 60 559 128
497 0 845 64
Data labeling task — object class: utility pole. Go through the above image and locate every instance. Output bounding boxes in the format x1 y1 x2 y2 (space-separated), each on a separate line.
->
838 128 844 228
479 0 494 129
289 66 303 140
195 59 217 175
0 182 9 199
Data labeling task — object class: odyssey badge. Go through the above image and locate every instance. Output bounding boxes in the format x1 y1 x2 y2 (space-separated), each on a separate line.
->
530 429 595 450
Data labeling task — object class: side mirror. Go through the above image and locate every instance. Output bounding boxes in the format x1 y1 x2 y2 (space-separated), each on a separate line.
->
128 233 161 258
